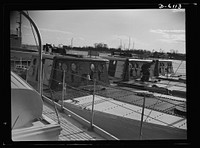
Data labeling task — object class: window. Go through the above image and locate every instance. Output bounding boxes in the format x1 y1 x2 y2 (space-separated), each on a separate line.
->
71 63 77 72
58 62 62 70
168 62 172 67
98 64 104 72
129 63 132 69
33 58 37 65
113 60 116 65
62 63 68 71
90 63 95 72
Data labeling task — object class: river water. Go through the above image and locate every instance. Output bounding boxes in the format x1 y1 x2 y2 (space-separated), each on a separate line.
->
172 60 186 77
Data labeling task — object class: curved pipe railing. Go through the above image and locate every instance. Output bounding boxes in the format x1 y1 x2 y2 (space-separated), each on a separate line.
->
18 11 43 96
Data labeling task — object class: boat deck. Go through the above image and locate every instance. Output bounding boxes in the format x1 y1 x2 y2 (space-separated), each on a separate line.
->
64 95 186 130
63 95 186 139
43 84 186 118
42 100 104 141
116 79 186 98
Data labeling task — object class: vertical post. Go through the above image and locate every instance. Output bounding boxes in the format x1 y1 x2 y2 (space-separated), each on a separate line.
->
26 67 28 82
90 78 96 129
27 60 28 68
139 95 146 140
19 12 22 38
41 63 44 96
14 60 15 69
61 70 66 110
20 57 22 66
167 64 168 79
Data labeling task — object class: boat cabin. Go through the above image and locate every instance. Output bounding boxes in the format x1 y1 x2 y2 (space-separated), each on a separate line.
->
27 53 109 91
103 56 174 81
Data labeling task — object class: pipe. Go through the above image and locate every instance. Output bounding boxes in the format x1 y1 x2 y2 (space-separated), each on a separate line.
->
19 11 43 96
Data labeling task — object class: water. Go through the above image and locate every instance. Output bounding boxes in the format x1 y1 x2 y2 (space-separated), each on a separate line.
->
172 60 186 76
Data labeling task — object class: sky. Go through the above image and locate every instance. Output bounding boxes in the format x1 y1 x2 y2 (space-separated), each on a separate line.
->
10 9 185 53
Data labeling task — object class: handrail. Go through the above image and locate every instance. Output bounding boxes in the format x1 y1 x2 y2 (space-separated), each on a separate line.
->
18 11 43 96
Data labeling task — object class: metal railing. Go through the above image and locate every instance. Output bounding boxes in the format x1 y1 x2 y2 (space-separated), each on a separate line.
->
39 66 186 139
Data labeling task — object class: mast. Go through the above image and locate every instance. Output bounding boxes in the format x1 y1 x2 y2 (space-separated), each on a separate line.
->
16 12 22 37
71 38 73 49
132 41 134 50
16 12 22 46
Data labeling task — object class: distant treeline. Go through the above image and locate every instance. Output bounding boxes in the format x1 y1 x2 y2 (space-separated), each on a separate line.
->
24 43 186 61
63 45 186 61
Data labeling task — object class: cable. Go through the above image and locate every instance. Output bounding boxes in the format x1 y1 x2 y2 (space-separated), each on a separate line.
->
162 60 184 89
41 71 186 129
48 70 185 108
144 98 160 122
45 67 186 106
41 65 186 122
42 69 61 124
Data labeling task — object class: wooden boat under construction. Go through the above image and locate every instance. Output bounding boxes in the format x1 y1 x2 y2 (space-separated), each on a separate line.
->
26 52 187 140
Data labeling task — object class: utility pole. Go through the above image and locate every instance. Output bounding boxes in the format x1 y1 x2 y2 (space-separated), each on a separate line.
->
119 38 122 49
128 37 131 50
71 38 73 49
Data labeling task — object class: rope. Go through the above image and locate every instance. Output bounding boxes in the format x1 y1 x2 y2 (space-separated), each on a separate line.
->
41 66 186 131
40 69 187 129
43 67 61 124
164 60 183 89
47 84 181 128
45 70 185 107
43 67 186 107
144 98 160 122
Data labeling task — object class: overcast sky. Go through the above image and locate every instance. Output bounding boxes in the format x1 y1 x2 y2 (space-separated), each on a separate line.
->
10 9 185 53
